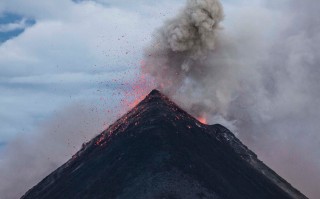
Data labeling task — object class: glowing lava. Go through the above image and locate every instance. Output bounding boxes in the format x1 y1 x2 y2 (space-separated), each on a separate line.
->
121 63 156 110
197 116 207 124
130 95 145 108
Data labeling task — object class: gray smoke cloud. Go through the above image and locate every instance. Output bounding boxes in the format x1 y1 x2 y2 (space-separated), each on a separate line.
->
143 0 320 198
142 0 224 96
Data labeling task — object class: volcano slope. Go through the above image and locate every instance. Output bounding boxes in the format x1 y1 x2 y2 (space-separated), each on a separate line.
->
22 90 308 199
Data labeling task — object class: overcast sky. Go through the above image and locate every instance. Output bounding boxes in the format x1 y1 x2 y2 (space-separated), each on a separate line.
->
0 1 319 199
0 0 265 142
0 1 186 197
0 0 188 143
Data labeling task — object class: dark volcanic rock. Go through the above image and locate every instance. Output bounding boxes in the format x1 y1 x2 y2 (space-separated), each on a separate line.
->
22 90 308 199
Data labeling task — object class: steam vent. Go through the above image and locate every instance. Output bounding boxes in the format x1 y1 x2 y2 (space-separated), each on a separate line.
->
22 90 308 199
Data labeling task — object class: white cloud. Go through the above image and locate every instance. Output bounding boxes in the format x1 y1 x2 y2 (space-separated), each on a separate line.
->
0 18 28 32
0 0 181 140
0 0 184 141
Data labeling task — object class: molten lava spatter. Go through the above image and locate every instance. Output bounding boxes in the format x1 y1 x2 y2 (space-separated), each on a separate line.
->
121 70 154 110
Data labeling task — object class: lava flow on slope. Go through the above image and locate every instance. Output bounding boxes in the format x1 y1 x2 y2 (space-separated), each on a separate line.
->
21 90 308 199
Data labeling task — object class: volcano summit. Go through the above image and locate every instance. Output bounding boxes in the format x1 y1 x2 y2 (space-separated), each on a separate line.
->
22 90 308 199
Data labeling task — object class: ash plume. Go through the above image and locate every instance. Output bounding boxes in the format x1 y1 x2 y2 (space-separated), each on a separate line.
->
142 0 224 98
143 0 239 119
143 0 320 198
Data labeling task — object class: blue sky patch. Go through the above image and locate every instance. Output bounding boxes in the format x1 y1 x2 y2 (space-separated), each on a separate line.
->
0 12 36 43
0 142 5 149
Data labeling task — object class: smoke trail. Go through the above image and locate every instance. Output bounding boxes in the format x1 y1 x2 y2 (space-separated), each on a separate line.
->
143 0 320 198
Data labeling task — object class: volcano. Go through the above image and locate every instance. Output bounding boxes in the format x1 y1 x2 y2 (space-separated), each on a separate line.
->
22 90 308 199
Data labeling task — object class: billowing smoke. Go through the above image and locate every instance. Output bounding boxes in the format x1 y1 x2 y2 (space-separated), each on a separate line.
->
143 0 241 120
142 0 224 101
143 0 320 198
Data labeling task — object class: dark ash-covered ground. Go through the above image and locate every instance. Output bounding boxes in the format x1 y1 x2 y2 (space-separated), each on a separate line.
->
22 90 308 199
